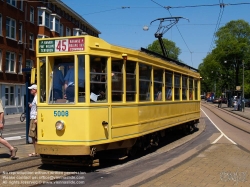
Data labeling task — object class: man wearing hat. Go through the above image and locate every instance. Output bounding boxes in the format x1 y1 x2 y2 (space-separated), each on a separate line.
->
28 84 39 157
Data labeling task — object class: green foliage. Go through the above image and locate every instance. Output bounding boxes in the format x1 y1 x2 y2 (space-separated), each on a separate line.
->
199 19 250 98
146 38 181 60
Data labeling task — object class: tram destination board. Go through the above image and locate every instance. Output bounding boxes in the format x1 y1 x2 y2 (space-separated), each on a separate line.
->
39 37 85 53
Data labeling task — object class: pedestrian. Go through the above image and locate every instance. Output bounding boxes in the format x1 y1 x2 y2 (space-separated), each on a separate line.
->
233 96 238 111
218 96 222 108
0 99 18 159
28 84 39 157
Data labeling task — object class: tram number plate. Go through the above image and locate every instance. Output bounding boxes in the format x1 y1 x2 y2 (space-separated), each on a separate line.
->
54 111 69 117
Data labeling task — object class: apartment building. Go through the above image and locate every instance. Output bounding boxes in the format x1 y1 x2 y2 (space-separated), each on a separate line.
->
0 0 100 114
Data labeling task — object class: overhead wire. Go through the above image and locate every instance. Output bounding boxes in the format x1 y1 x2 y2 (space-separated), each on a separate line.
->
208 1 225 53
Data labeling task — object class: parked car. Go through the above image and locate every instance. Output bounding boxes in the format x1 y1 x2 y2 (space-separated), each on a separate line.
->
221 98 227 104
244 99 250 107
212 98 220 103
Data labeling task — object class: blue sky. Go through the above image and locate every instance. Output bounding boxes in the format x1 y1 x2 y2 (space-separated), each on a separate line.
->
61 0 250 69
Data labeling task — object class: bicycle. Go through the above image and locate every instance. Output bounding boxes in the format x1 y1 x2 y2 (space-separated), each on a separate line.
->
20 112 26 122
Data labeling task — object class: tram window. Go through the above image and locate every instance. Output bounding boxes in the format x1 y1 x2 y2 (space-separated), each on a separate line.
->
182 76 188 100
194 80 198 100
39 57 46 103
90 56 107 102
78 55 85 103
174 74 180 100
189 78 193 100
154 69 163 101
165 71 172 101
49 55 76 103
111 60 123 102
139 63 151 101
126 61 136 102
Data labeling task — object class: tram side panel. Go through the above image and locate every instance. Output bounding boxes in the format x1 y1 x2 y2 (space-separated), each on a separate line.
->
111 102 200 140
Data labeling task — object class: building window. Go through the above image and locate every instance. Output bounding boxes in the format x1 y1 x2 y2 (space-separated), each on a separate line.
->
5 86 15 106
17 86 21 106
73 28 83 36
26 59 33 68
19 22 22 42
49 14 60 33
18 54 22 73
0 50 2 71
20 0 23 11
59 23 63 36
30 6 34 23
0 14 2 36
6 17 16 39
7 0 17 7
6 51 15 72
66 27 71 36
55 18 59 32
38 9 43 25
29 33 34 50
45 12 50 27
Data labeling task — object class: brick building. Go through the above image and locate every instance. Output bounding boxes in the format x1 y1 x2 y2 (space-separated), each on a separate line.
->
0 0 100 114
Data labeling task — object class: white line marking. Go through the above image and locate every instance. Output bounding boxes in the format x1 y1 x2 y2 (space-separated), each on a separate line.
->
1 132 25 135
201 108 237 145
4 136 24 141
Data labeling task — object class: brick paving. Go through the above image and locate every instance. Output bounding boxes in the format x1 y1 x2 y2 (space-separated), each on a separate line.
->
140 144 250 187
139 105 250 187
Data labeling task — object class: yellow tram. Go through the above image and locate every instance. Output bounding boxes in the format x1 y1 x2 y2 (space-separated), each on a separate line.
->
35 35 200 166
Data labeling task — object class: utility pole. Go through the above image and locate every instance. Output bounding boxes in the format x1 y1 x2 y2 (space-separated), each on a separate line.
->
242 60 244 99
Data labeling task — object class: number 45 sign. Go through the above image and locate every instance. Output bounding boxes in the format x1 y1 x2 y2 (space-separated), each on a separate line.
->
56 38 85 52
39 37 85 53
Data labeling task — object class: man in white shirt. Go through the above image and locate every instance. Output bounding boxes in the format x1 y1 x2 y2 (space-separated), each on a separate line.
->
28 84 38 157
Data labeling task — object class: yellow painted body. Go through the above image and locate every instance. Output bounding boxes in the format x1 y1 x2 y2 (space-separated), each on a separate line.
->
35 35 201 156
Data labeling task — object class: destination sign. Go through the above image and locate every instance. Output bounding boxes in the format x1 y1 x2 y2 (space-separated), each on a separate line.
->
39 38 85 53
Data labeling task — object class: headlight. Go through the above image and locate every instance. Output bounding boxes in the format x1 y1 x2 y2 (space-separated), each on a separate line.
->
55 120 65 131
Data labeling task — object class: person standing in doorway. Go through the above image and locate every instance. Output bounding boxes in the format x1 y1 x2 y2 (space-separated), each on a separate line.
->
28 84 39 157
0 100 18 159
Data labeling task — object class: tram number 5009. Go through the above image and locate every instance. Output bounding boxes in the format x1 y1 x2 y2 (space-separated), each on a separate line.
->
54 111 69 117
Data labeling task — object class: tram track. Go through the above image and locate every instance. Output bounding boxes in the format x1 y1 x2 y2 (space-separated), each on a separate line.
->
201 103 250 134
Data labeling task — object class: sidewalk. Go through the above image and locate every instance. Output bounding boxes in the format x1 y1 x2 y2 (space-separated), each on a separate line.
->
0 114 37 166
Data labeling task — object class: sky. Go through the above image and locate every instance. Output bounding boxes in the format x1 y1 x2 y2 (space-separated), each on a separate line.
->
61 0 250 69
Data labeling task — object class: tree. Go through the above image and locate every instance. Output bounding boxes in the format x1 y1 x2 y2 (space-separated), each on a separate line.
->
213 19 250 89
199 19 250 98
146 38 181 61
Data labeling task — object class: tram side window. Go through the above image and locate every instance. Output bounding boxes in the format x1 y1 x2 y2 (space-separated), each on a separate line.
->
78 55 85 103
194 80 198 100
90 56 107 102
165 71 172 100
126 61 136 102
189 78 193 100
154 68 163 101
39 57 46 103
111 60 123 102
174 74 180 100
139 63 151 101
182 76 187 100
